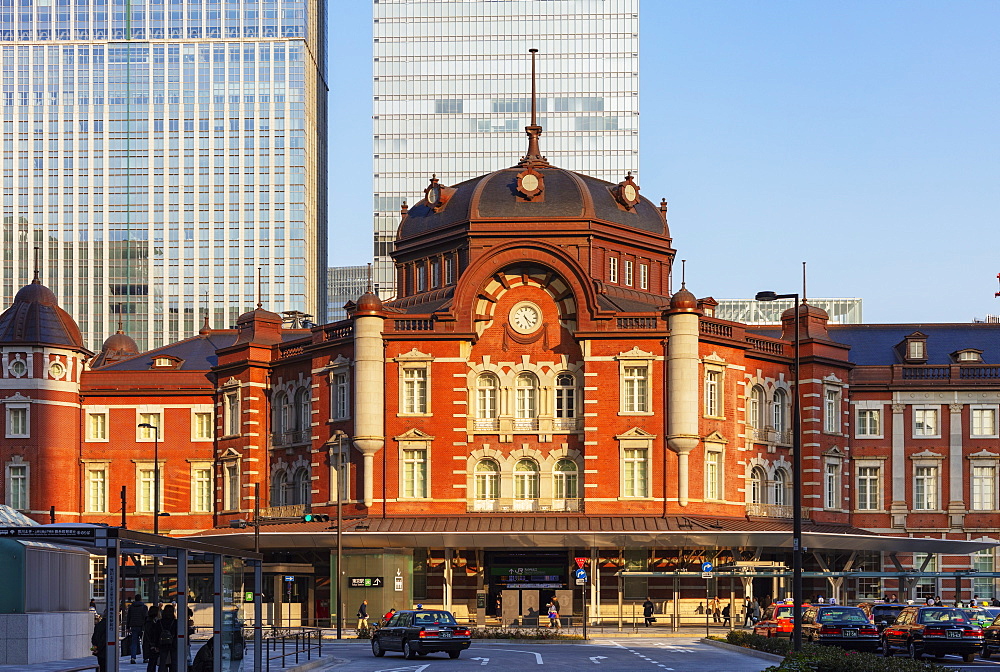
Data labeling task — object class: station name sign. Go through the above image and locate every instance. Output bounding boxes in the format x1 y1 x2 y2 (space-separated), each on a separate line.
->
350 576 383 588
0 527 97 538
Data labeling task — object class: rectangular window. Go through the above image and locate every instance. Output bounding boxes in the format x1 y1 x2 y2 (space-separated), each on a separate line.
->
402 368 428 414
623 448 648 498
824 462 840 509
914 408 938 437
138 468 162 513
444 255 455 285
856 466 880 510
915 553 937 599
909 340 925 360
138 412 161 439
624 260 633 286
705 450 721 500
224 391 240 436
639 264 649 290
824 389 840 433
704 370 721 417
431 259 441 288
623 366 648 413
192 467 212 512
225 462 240 510
193 412 212 440
7 464 27 509
88 412 108 440
914 465 938 510
973 550 995 599
856 409 880 437
6 406 28 438
623 549 648 600
402 449 427 498
434 99 463 114
333 372 349 419
87 468 107 513
972 465 996 511
973 408 997 437
609 257 618 283
90 556 107 599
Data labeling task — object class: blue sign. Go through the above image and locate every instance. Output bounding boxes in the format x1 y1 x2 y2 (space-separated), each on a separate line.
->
701 562 714 573
574 568 588 580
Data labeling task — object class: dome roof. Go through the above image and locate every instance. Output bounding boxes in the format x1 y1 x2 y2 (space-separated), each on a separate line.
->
397 166 668 242
354 291 384 316
667 286 700 314
102 330 139 356
0 278 86 350
780 302 830 321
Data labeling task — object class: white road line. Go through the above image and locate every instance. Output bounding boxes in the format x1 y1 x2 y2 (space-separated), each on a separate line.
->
468 647 543 664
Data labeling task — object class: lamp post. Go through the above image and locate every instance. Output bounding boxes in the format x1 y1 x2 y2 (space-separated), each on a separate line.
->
331 430 347 640
754 291 803 652
138 422 161 605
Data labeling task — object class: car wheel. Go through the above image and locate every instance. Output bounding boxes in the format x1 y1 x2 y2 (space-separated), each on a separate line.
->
908 641 922 660
404 640 418 660
449 650 461 659
882 639 893 657
964 653 976 663
983 645 992 660
371 637 385 658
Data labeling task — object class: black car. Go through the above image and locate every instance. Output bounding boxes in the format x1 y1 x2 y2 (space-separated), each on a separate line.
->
801 605 879 651
371 609 471 659
858 602 908 633
979 611 1000 659
882 606 984 662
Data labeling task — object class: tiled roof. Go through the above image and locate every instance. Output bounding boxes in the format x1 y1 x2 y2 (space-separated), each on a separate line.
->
93 331 237 371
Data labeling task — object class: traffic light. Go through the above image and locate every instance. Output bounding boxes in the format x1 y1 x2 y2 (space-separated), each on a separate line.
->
302 513 330 522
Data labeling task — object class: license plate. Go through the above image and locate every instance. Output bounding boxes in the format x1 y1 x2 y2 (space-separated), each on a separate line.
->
439 631 452 639
843 629 858 637
947 630 962 639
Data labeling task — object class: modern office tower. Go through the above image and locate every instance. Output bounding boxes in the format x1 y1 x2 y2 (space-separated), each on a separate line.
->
714 298 864 325
1 0 327 351
372 0 639 299
327 264 369 322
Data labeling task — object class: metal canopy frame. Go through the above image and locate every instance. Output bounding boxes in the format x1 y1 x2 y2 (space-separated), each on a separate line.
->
0 526 264 672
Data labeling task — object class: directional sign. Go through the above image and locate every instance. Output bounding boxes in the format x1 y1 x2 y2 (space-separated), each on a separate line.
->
590 656 607 664
701 561 713 573
350 576 384 588
575 557 588 569
574 568 588 584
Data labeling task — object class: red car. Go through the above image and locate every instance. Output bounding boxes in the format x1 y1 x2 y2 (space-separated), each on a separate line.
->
753 602 812 638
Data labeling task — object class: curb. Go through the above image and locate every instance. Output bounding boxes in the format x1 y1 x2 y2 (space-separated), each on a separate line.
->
700 638 785 663
285 654 345 672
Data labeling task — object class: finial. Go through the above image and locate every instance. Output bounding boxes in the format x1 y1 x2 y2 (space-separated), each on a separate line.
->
32 245 40 283
681 259 687 289
366 263 373 294
117 316 124 333
518 49 549 168
400 199 408 220
802 261 808 305
256 267 263 309
659 198 668 212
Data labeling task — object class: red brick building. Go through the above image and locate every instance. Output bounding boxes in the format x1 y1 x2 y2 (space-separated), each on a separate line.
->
1 125 996 624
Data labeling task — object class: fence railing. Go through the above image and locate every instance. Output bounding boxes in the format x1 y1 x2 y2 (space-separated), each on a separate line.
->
261 627 323 672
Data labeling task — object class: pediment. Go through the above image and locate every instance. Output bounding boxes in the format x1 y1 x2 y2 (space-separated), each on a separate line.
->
616 427 657 440
2 392 30 403
704 431 727 444
396 348 433 362
394 428 435 442
615 346 654 360
911 449 945 460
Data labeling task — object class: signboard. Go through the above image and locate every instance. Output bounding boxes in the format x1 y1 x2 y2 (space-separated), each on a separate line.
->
490 564 565 589
575 557 588 569
394 576 403 592
350 576 383 588
574 568 588 585
701 572 713 579
701 562 714 573
476 592 487 609
0 526 97 538
244 591 254 602
284 575 295 582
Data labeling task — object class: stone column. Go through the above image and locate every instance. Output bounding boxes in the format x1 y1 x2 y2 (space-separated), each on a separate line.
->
890 401 907 528
948 403 965 528
666 293 701 507
353 295 386 508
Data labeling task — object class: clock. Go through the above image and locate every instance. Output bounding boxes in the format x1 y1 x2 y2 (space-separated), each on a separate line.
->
509 301 541 334
423 174 452 211
615 172 641 210
48 361 65 379
515 167 544 200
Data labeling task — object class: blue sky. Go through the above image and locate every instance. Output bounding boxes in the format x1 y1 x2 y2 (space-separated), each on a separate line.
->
328 1 999 323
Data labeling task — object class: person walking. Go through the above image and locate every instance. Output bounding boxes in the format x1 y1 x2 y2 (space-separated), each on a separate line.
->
91 611 108 672
357 599 369 631
710 596 721 623
721 603 731 627
142 605 162 672
751 598 761 625
126 594 149 664
551 596 561 629
742 597 753 627
642 596 655 627
156 604 180 672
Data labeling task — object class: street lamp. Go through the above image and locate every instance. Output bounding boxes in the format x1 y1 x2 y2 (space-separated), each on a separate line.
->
138 422 164 605
331 430 347 640
754 290 803 652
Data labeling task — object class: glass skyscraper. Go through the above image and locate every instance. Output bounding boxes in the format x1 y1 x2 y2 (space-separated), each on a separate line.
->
2 0 326 350
372 0 639 299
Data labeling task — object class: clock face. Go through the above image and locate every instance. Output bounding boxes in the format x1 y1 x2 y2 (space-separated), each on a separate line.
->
428 186 441 205
509 301 541 334
623 184 637 202
521 173 539 192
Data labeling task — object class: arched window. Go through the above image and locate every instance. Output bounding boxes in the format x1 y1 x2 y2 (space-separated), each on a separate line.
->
514 458 539 504
773 468 788 506
515 373 538 428
273 391 288 435
293 467 310 506
295 388 310 434
272 469 288 506
553 459 578 501
555 373 577 422
474 459 499 504
476 374 499 420
750 466 767 505
749 385 766 430
773 388 788 437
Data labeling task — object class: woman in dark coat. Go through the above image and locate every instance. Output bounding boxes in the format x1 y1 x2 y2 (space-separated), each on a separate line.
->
142 605 161 672
157 604 180 672
642 597 655 627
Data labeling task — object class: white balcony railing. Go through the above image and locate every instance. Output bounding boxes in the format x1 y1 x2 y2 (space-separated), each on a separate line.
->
468 498 582 513
746 502 793 518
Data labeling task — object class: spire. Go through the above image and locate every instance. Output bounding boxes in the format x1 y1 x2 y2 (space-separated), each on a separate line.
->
681 259 687 289
366 262 373 293
802 261 808 304
518 48 549 167
32 245 40 283
256 267 263 309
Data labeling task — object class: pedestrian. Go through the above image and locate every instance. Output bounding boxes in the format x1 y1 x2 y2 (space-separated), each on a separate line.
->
993 597 1000 607
695 601 704 615
142 605 161 672
551 596 562 629
126 594 149 664
711 596 721 623
546 601 558 628
742 597 753 627
383 607 396 624
357 599 369 630
722 603 731 627
926 596 936 606
91 611 107 672
751 598 761 625
191 635 214 672
156 603 180 672
642 596 655 627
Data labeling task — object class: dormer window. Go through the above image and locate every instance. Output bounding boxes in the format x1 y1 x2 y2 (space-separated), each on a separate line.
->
954 349 983 363
150 355 182 369
909 341 924 359
900 332 928 363
155 357 172 367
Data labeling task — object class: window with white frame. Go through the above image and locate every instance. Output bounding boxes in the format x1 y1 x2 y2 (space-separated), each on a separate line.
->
224 462 240 510
773 468 789 506
554 459 579 500
705 448 722 500
475 373 499 420
192 466 212 512
137 467 163 513
971 464 996 511
749 385 765 430
773 388 788 435
914 407 939 437
554 373 577 420
6 405 28 438
609 257 618 283
973 407 998 437
914 465 939 510
515 373 539 420
856 465 881 510
223 390 240 437
639 263 649 290
402 449 427 498
87 412 108 441
137 412 161 440
973 550 996 599
271 469 289 506
915 553 938 599
908 340 925 360
273 391 290 435
293 467 310 506
295 388 311 433
86 466 107 513
749 466 766 504
622 365 649 413
824 388 841 433
7 462 27 509
623 448 648 498
854 551 882 600
704 368 722 417
824 460 841 509
514 458 539 500
624 260 633 286
402 367 429 414
857 408 881 437
333 372 349 419
90 555 107 600
193 412 212 440
474 459 499 501
958 350 982 362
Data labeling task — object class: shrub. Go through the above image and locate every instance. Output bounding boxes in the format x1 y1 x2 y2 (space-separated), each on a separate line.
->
762 645 959 672
725 630 792 656
470 626 583 640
